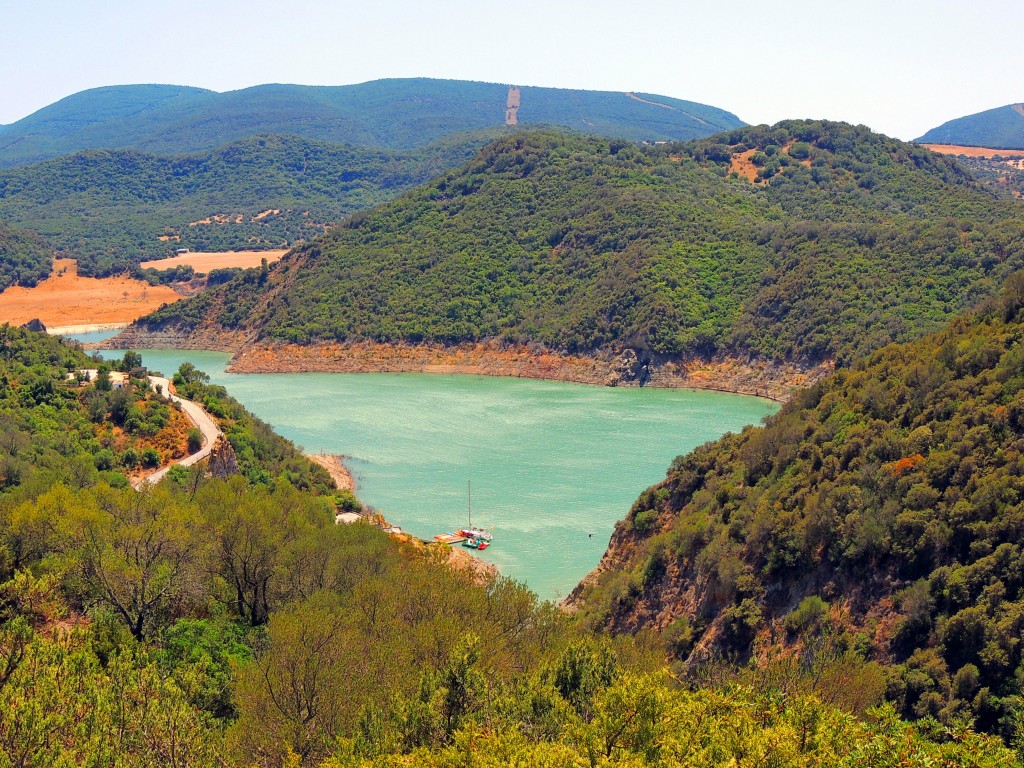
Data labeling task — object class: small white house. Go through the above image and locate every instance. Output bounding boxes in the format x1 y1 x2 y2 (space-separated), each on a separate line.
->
335 512 362 525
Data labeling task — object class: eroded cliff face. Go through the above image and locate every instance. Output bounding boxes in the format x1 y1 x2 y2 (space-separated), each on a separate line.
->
208 435 240 479
94 326 255 353
92 325 830 399
561 493 741 667
563 484 901 667
219 338 828 400
563 505 697 634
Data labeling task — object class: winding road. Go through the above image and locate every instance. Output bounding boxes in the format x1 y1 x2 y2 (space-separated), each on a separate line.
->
132 376 222 489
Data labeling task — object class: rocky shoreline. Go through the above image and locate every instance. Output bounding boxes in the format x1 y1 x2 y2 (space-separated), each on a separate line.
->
306 453 357 492
98 329 831 402
303 452 496 585
96 326 255 353
227 340 831 402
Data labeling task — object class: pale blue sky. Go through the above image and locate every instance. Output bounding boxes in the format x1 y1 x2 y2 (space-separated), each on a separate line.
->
2 0 1021 140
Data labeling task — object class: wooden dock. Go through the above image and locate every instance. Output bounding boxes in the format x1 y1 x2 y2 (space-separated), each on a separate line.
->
434 533 468 545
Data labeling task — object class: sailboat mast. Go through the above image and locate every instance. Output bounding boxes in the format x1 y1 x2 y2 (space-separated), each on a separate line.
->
467 480 472 528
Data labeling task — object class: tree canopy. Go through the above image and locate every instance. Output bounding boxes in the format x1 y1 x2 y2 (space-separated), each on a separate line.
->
0 220 51 291
573 274 1024 741
143 123 1024 366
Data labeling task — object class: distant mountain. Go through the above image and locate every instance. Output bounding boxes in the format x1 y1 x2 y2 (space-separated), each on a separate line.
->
0 131 502 277
917 103 1024 150
0 79 745 168
0 220 51 291
136 122 1024 368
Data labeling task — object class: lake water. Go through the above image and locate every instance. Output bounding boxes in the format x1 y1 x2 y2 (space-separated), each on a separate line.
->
65 329 128 344
83 340 777 600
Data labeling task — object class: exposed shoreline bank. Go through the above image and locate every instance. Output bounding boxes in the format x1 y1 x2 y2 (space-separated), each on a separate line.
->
229 341 830 402
306 453 356 492
49 321 131 335
100 329 832 402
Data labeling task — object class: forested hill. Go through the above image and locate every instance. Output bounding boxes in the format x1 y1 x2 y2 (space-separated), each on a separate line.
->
0 131 502 277
916 103 1024 150
0 219 51 291
0 79 745 168
140 121 1024 367
569 275 1024 739
0 325 335 494
1 326 1017 766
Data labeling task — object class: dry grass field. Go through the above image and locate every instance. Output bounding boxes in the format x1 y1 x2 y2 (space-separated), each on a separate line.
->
923 144 1024 158
0 259 181 329
140 249 288 272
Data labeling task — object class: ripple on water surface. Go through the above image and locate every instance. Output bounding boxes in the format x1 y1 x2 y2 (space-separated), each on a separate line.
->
87 346 777 600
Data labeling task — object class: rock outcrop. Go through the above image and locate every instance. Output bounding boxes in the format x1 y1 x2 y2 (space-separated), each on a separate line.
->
207 435 239 479
226 340 829 402
98 326 254 352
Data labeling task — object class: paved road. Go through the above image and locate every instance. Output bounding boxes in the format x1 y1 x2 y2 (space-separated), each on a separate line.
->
132 376 223 489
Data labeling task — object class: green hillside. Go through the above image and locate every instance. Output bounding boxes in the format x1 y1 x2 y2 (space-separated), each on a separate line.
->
0 220 51 290
572 275 1024 739
0 78 745 168
0 131 501 277
142 122 1024 366
917 103 1024 150
0 325 1014 768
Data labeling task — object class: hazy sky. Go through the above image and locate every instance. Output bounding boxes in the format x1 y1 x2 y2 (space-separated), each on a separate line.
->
2 0 1021 140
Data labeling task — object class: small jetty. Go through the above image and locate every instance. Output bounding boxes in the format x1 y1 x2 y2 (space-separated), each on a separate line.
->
434 532 468 545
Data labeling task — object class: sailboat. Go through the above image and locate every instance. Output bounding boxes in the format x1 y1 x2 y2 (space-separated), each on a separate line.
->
458 480 493 547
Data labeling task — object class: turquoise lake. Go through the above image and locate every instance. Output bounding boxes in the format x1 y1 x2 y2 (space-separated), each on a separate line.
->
82 340 777 600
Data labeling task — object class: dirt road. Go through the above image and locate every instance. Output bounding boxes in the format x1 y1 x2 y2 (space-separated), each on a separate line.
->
133 375 222 489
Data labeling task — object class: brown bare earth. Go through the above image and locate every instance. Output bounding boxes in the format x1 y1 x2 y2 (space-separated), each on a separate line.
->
729 148 760 182
436 543 499 585
306 454 356 491
140 250 289 272
397 529 497 585
353 508 497 586
102 326 832 401
0 259 181 328
189 214 244 226
122 402 197 485
505 86 520 126
729 142 809 185
224 340 830 402
923 144 1024 158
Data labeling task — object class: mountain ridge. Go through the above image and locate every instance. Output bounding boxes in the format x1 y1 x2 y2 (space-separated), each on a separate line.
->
0 78 745 168
917 102 1024 150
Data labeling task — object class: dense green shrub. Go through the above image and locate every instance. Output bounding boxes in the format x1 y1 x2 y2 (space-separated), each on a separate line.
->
576 278 1024 738
0 220 51 290
144 124 1024 366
